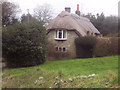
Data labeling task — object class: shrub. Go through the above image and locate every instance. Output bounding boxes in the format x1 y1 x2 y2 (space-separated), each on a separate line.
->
109 37 119 55
75 36 97 58
93 37 119 57
2 21 48 68
93 38 111 57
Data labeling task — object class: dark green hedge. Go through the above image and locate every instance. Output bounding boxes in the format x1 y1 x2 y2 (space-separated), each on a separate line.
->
75 36 97 58
2 21 48 68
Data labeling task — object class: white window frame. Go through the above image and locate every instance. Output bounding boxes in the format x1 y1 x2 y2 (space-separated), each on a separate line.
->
55 47 67 52
55 30 67 40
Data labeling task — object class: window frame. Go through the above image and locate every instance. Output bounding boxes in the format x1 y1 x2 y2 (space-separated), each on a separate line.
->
55 47 67 52
55 30 67 40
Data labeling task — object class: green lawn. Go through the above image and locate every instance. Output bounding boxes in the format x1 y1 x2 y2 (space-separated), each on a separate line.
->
2 56 119 88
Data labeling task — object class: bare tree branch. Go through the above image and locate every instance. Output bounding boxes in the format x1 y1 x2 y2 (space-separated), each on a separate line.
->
1 0 21 26
33 3 54 26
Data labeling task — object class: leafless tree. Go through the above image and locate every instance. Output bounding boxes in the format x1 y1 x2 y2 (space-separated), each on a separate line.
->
33 3 54 26
1 0 21 26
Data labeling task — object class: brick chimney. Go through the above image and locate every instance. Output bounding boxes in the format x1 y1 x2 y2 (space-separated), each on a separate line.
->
65 7 71 13
75 4 80 16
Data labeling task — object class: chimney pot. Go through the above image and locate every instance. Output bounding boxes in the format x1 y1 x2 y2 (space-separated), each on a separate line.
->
77 4 79 11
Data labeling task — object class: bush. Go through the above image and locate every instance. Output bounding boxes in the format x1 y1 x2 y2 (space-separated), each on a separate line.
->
93 38 111 57
2 21 47 68
75 36 97 58
93 37 119 57
109 37 119 55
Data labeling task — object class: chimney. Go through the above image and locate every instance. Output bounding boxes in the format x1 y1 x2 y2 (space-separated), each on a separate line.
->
65 7 71 13
75 4 80 16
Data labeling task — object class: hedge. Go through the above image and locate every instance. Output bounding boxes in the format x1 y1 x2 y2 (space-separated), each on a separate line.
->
93 37 119 57
75 36 97 58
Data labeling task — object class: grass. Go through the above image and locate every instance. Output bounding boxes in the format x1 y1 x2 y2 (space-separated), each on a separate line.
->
2 56 119 88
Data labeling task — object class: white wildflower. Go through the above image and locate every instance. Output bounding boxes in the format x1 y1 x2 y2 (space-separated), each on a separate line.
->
55 83 57 85
91 74 95 76
88 75 92 77
69 78 72 82
39 76 43 79
79 74 96 79
49 87 51 88
80 76 87 78
55 76 59 80
34 80 38 84
88 74 96 77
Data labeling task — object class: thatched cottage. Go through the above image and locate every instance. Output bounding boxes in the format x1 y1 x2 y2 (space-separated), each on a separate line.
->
46 5 100 60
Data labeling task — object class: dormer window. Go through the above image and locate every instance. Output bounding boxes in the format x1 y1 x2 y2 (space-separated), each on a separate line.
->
55 30 67 40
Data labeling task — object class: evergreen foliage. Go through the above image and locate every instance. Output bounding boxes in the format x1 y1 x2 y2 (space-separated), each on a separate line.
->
2 21 47 67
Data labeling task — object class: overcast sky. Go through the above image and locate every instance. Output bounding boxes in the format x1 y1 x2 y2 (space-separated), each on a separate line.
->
9 0 119 18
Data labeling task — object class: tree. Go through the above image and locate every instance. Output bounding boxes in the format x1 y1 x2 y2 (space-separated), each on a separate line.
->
2 21 48 67
1 0 21 26
89 13 105 34
33 3 53 26
20 13 37 23
102 16 118 36
86 12 118 36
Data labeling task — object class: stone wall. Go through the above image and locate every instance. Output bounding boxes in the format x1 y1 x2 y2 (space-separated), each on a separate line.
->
47 30 79 60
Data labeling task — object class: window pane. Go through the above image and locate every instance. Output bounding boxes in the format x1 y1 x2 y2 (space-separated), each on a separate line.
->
59 30 62 38
55 30 57 38
59 47 62 51
56 47 58 51
63 30 66 38
63 47 66 51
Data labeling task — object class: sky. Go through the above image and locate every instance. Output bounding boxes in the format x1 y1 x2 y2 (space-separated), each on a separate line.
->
9 0 119 18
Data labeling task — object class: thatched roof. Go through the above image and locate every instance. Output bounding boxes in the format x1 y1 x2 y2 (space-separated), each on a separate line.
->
46 11 100 36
